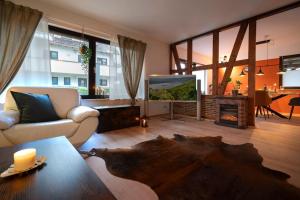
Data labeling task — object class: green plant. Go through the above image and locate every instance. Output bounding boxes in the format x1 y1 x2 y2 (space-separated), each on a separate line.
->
226 78 242 90
235 80 242 89
79 44 92 73
77 87 88 95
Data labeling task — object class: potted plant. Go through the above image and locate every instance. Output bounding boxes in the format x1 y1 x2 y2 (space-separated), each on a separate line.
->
227 78 242 96
233 80 242 96
79 44 92 73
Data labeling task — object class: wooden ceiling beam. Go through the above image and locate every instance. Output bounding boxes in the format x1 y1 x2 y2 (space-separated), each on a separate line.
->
171 44 183 74
256 39 270 45
187 40 193 74
173 1 300 45
212 31 219 95
169 46 173 74
170 59 249 73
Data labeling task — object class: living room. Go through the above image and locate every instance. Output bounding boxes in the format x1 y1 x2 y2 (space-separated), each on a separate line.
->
1 0 300 199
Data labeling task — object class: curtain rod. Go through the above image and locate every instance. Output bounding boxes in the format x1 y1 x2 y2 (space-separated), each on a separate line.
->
46 16 116 42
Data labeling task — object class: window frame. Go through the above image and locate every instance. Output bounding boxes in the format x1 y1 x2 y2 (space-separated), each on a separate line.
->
50 50 58 60
64 77 71 85
97 57 108 65
78 78 87 87
49 25 110 99
52 76 58 85
99 79 108 86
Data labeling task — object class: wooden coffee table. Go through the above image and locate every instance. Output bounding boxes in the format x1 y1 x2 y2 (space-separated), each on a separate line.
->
0 136 116 200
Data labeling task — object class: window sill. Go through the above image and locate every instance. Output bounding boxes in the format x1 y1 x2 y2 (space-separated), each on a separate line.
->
81 95 109 99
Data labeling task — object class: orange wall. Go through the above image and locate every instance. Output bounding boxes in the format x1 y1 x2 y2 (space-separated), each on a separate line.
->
219 58 300 115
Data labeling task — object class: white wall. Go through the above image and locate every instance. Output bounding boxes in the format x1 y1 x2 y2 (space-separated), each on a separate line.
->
8 0 170 116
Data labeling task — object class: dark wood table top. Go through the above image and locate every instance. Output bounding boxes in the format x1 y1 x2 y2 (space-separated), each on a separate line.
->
0 136 116 200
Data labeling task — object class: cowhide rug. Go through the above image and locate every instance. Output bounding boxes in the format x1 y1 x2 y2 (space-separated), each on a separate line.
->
90 135 300 200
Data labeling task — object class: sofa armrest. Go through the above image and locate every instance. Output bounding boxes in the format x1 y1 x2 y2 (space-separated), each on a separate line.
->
0 110 20 130
67 106 99 123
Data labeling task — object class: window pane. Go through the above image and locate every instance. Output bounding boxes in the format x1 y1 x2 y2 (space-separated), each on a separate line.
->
52 77 58 85
78 78 87 87
50 51 58 60
95 42 110 98
192 69 212 95
49 31 88 95
64 77 71 85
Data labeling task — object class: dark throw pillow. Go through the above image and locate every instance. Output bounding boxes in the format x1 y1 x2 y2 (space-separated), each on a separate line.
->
11 91 60 123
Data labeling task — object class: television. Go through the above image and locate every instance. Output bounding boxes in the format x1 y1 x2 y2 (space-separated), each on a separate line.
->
148 75 197 101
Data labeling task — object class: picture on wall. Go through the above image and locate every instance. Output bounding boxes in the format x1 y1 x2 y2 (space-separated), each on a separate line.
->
149 75 197 101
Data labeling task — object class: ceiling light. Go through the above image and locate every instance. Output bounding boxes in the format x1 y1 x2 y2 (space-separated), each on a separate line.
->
240 70 246 77
256 67 264 76
277 69 286 74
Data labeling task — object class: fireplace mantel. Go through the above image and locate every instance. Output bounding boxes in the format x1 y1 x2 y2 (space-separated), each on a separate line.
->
215 96 249 100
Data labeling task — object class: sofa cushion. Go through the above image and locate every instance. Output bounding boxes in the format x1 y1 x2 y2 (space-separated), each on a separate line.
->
3 119 79 144
11 91 60 123
67 106 99 123
0 110 19 130
5 87 80 118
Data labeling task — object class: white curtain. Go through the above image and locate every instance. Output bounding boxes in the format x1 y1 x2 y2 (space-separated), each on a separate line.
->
109 41 144 100
0 18 51 103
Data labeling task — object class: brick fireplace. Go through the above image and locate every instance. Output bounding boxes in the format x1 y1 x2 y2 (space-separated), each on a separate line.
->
173 95 216 119
215 96 248 129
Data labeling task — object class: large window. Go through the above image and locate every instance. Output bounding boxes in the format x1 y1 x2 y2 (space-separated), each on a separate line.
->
49 26 110 97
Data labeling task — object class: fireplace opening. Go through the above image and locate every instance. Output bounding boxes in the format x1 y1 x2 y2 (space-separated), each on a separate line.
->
219 104 238 127
215 96 248 129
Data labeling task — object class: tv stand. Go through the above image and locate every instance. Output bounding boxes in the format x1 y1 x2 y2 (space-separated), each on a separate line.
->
144 79 202 121
160 101 183 121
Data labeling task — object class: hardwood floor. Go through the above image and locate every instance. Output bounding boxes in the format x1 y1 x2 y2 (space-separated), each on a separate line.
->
80 116 300 200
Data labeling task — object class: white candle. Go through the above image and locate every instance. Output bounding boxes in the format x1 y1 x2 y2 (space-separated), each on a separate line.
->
142 119 147 127
14 148 36 171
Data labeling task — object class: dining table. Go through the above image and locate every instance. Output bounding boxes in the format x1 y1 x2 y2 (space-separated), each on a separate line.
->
263 90 300 119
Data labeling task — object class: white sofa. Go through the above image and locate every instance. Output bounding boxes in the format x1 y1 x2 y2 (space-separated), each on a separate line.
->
0 87 99 148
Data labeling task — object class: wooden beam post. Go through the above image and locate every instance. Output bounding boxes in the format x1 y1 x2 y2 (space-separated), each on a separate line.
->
212 31 219 95
169 45 173 74
187 40 193 74
171 45 183 74
171 59 249 74
219 22 248 95
248 20 256 126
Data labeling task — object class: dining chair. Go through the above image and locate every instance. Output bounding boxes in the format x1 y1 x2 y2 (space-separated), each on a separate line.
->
255 90 272 120
288 97 300 120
